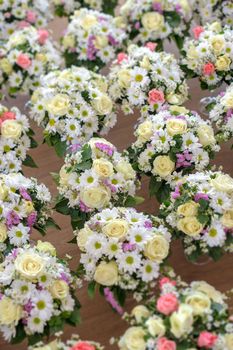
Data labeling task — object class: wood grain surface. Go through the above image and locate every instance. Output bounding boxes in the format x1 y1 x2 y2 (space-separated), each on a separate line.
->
0 17 232 350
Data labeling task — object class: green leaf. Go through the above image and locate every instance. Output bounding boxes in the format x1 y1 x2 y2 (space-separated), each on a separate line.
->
68 305 81 326
210 247 223 261
124 195 144 207
75 160 92 171
68 236 77 244
197 213 209 225
156 184 171 203
45 217 61 230
29 137 38 149
88 281 97 298
51 172 60 185
149 177 162 197
165 11 181 28
22 154 38 168
54 140 67 158
81 144 92 160
28 333 43 346
10 323 26 344
54 198 70 215
113 287 126 307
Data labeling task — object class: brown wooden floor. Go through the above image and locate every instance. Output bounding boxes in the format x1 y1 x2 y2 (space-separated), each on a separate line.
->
0 18 233 350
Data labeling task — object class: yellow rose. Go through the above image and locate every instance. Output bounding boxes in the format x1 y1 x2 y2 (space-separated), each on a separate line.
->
93 77 108 93
92 94 113 115
177 201 199 217
1 120 22 139
46 94 70 116
186 46 199 60
22 200 34 214
59 165 69 186
8 33 26 47
94 261 118 286
152 156 175 178
118 327 146 350
166 92 185 105
170 304 193 338
37 240 56 256
50 280 69 300
170 105 189 114
197 124 216 147
223 90 233 109
144 234 169 263
63 34 75 49
0 58 12 74
216 55 231 71
80 14 97 30
225 334 233 350
140 56 151 70
80 185 111 209
146 316 166 337
131 305 150 323
117 69 131 88
0 223 7 243
0 297 22 325
211 174 233 194
0 183 8 200
93 158 114 177
35 53 48 63
15 252 45 280
142 12 164 32
209 21 222 32
137 121 153 142
115 160 136 180
166 118 187 136
211 35 225 55
177 217 203 236
191 281 224 304
113 16 126 29
221 208 233 228
179 0 191 15
94 35 108 49
185 292 211 316
103 219 129 240
76 226 93 251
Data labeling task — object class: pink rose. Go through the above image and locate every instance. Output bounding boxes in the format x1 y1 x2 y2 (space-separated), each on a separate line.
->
70 342 95 350
197 332 218 348
0 111 16 127
26 10 37 23
37 29 49 45
148 89 165 105
203 62 215 76
193 26 204 39
18 21 30 29
159 277 176 289
16 54 32 69
157 337 176 350
117 52 128 64
145 42 157 51
156 293 179 315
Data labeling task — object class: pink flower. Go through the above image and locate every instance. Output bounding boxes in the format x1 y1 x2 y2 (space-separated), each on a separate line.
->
18 21 30 29
37 29 49 45
159 277 176 289
0 111 16 127
193 26 204 39
197 332 218 348
148 89 165 105
145 42 157 51
203 62 215 76
156 293 179 315
157 337 176 350
70 342 95 350
16 53 32 69
117 52 128 64
26 10 37 23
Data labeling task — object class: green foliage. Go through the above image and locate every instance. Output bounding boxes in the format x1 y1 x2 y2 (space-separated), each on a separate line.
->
22 154 37 168
88 281 97 298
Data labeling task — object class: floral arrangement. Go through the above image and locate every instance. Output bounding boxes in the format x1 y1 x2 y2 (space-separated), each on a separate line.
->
29 66 117 157
0 26 62 96
120 0 193 50
0 102 37 172
159 171 233 262
0 243 80 345
207 83 233 143
181 22 233 90
54 138 141 229
108 45 188 116
31 334 104 349
0 0 52 40
62 8 127 72
118 277 233 350
53 0 118 17
0 173 56 256
127 106 219 202
76 207 171 308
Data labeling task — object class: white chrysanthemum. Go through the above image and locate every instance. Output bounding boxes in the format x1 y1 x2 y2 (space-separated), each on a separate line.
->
8 224 30 247
204 221 226 247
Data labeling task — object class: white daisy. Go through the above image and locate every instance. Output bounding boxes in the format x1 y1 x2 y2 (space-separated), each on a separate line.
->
8 223 30 247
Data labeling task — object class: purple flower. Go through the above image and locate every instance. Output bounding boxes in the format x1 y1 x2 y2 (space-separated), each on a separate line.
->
87 35 97 60
102 179 117 193
27 211 37 227
175 4 182 13
95 142 115 156
104 287 124 315
171 184 182 199
122 243 136 252
108 35 118 46
24 300 33 314
69 143 81 153
194 193 209 202
134 21 141 29
152 2 163 13
6 210 20 229
144 220 152 229
60 272 70 284
20 188 32 201
79 201 92 213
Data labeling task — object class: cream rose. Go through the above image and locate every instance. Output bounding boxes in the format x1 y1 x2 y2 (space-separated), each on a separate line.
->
37 240 56 256
63 35 75 49
142 12 164 32
94 261 118 286
177 201 199 217
225 334 233 350
80 185 111 209
166 118 187 136
0 297 22 325
46 94 70 115
50 280 69 300
221 208 233 228
166 92 185 105
152 156 175 178
103 219 129 240
93 77 108 93
116 160 136 180
211 35 225 55
186 46 199 60
94 35 108 49
223 91 233 109
92 94 113 115
144 234 169 262
0 183 8 200
191 281 224 304
140 55 151 70
185 292 211 316
1 120 22 139
15 252 45 280
59 165 70 186
197 124 216 147
35 53 47 63
177 217 203 236
118 327 146 350
137 121 153 142
209 21 222 32
93 158 114 178
170 106 189 114
35 340 58 350
118 69 131 88
77 226 93 251
211 174 233 194
216 55 231 71
170 304 193 338
0 223 7 243
131 305 150 323
146 316 166 337
22 200 34 214
80 14 97 30
0 58 12 74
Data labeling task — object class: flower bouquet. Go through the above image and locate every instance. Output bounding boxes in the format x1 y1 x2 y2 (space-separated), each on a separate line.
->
108 45 188 116
53 0 118 17
181 22 233 90
120 0 193 50
29 66 117 157
0 0 52 40
54 138 141 229
127 106 219 202
159 171 233 262
76 207 171 309
0 102 37 172
118 277 233 350
0 26 62 96
0 173 57 256
62 8 127 72
0 242 80 345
